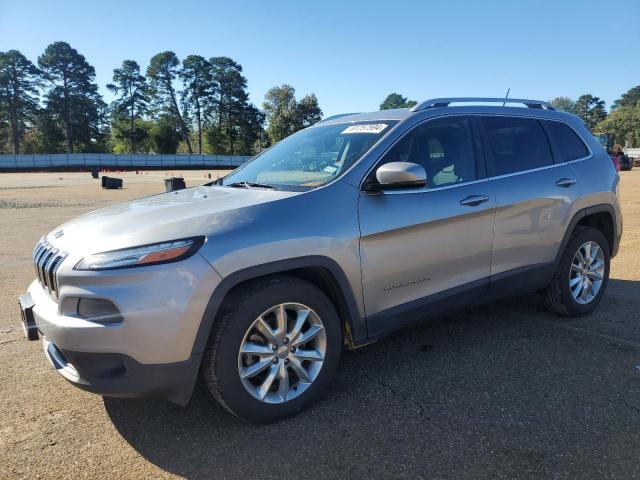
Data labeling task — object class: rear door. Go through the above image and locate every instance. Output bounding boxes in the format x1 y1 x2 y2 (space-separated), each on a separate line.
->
480 115 583 294
358 116 496 336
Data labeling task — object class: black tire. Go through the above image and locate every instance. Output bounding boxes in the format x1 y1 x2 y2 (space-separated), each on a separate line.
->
202 275 342 423
543 227 610 316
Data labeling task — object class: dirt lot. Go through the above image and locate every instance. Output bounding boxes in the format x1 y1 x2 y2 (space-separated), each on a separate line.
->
1 169 640 479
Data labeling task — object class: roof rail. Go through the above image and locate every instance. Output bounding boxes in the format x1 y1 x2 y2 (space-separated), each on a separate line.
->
410 97 555 112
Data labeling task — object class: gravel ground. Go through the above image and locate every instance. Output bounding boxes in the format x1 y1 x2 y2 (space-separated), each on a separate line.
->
1 169 639 479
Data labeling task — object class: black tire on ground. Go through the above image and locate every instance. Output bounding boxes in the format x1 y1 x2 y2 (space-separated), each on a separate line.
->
201 275 342 423
543 227 610 316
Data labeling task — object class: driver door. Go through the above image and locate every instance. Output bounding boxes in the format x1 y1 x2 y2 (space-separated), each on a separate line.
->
358 116 496 336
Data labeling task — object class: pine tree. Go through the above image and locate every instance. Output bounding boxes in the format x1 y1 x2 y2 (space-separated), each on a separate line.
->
0 50 41 154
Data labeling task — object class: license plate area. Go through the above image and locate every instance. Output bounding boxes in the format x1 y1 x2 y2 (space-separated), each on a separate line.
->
19 293 38 341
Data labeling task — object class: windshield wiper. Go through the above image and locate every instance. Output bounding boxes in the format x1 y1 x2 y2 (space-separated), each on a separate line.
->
226 181 277 190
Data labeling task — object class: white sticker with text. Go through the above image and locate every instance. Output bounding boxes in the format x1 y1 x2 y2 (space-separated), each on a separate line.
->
341 124 388 134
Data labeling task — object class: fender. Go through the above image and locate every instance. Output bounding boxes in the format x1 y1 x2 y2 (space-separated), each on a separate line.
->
554 203 620 267
190 255 365 355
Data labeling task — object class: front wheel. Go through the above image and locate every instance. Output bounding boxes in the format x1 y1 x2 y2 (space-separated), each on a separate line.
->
202 276 342 423
543 227 610 316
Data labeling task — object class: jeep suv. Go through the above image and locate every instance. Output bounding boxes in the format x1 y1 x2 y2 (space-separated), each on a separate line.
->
19 97 622 423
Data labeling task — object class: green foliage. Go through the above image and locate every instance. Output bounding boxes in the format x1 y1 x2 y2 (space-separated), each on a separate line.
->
549 96 576 113
0 50 41 153
203 57 264 154
38 41 107 152
147 51 192 153
107 60 150 153
150 115 181 154
21 110 64 153
596 102 640 147
573 94 606 130
379 93 417 110
612 85 640 110
109 116 150 153
262 84 322 143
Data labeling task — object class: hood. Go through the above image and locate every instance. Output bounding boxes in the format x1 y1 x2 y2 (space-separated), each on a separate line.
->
46 186 298 256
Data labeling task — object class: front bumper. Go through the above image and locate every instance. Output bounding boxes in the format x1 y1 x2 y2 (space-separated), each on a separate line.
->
42 336 202 405
23 252 222 404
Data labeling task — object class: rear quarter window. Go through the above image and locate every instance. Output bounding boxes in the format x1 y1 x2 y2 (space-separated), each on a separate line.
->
481 116 554 176
542 120 590 162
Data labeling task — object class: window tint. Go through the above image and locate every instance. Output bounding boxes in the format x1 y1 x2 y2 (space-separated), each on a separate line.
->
378 117 476 188
543 120 589 162
482 116 553 176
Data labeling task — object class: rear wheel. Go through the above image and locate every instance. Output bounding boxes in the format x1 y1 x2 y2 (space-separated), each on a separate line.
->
202 276 342 423
543 227 610 316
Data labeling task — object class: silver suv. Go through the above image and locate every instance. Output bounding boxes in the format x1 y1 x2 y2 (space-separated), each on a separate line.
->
19 97 622 423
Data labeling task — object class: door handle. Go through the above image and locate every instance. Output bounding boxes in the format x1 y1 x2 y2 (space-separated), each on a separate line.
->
555 177 577 188
460 194 490 207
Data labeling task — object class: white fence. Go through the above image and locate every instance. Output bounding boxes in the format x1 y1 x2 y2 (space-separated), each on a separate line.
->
625 148 640 158
0 154 252 170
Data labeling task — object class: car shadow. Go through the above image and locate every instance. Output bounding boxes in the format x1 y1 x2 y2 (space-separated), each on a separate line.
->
104 279 640 479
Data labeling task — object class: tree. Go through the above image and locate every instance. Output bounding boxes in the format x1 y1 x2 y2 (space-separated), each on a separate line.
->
150 114 181 153
180 55 210 154
573 94 607 130
147 51 192 153
379 93 417 110
29 110 65 153
107 60 150 153
549 96 576 114
262 84 297 143
109 116 150 153
296 93 322 129
203 57 264 154
596 102 640 147
612 85 640 110
263 84 323 143
0 50 41 154
38 42 106 152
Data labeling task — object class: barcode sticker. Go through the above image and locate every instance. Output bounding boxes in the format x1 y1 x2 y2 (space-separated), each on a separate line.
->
341 124 388 134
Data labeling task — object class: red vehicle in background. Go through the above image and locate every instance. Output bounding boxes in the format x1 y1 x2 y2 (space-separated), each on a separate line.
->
611 154 621 172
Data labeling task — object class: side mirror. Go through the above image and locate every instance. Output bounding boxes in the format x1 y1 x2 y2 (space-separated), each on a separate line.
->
370 162 427 191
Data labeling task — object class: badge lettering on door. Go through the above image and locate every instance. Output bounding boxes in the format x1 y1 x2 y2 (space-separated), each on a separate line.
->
384 276 430 291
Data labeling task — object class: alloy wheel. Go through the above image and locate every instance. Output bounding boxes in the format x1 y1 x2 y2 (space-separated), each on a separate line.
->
237 303 326 404
569 241 605 305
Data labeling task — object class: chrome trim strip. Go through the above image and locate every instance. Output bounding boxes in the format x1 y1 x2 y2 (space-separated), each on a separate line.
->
373 178 491 195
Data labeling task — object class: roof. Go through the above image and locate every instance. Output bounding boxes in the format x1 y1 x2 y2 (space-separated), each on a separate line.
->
316 98 581 127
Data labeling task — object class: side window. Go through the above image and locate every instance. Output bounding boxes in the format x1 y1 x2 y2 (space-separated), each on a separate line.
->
377 117 477 188
482 116 553 176
543 120 589 162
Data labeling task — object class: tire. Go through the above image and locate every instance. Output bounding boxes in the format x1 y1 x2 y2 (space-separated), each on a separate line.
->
202 275 342 423
543 227 610 316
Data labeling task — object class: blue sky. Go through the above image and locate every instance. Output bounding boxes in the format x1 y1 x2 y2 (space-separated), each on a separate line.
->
1 0 638 117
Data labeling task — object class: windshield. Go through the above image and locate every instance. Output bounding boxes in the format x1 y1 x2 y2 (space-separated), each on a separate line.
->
222 121 397 190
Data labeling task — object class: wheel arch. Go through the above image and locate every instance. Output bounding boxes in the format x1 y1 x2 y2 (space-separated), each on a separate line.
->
191 256 365 356
556 204 619 266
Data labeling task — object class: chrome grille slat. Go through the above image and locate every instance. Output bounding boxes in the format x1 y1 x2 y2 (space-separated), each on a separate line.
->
31 238 67 300
34 244 48 280
43 249 59 290
39 250 54 288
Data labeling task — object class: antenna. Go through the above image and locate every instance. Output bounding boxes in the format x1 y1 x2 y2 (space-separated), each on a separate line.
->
502 88 511 107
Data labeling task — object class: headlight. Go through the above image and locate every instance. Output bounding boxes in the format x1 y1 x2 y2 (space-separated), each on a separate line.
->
74 237 204 271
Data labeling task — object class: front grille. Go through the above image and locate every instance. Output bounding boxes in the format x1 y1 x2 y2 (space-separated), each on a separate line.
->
32 237 68 299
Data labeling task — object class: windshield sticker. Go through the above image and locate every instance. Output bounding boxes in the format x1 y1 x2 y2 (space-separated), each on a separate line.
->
323 165 338 174
341 124 388 134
